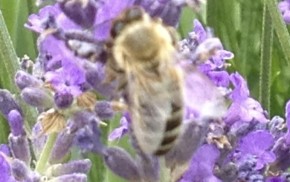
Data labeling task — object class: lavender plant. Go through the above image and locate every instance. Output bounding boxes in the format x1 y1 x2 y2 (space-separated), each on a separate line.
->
1 0 290 182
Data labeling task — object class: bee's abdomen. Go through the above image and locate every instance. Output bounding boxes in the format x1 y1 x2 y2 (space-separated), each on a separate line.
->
154 104 182 156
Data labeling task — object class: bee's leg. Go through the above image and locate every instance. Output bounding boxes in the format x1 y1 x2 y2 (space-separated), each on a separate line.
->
111 100 128 112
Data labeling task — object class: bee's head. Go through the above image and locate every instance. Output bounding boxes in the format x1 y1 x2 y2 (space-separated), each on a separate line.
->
110 6 144 39
111 6 178 64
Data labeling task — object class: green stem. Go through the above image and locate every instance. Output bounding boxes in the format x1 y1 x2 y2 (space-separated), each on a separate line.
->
35 133 58 174
266 0 290 65
259 0 273 114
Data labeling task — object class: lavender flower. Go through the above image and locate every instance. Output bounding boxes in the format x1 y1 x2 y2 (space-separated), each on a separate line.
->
180 144 221 182
108 116 129 141
278 0 290 24
0 152 16 182
225 73 268 126
235 130 275 170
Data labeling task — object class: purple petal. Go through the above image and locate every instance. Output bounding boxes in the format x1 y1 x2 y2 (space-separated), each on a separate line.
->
193 19 207 43
108 117 128 141
181 144 221 182
229 72 250 101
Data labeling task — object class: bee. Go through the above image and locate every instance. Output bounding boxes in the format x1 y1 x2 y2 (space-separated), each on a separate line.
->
106 6 183 156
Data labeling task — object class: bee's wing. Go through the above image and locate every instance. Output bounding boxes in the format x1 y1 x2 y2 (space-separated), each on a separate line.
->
182 64 227 119
128 68 182 155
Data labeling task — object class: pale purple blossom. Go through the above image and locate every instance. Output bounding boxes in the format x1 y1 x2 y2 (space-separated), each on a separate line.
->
235 130 275 170
278 0 290 24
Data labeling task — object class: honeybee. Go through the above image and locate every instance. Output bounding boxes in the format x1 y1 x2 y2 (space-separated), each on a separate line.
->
106 6 183 156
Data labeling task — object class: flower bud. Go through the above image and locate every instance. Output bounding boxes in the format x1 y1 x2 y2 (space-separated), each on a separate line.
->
0 89 22 119
49 174 87 182
47 159 91 177
9 134 31 164
103 147 141 181
31 122 47 159
15 70 41 90
54 91 73 109
165 119 209 166
58 0 97 28
74 120 104 154
8 110 24 136
21 87 53 109
49 129 75 164
95 101 114 120
11 160 40 181
85 62 115 98
11 159 29 181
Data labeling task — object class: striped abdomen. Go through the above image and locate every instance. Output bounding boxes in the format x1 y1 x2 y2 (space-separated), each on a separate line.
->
154 103 183 155
129 67 183 156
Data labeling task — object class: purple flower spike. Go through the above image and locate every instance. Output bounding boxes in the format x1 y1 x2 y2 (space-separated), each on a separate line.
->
14 71 41 90
0 89 22 119
180 144 221 182
8 110 24 136
47 159 91 177
8 135 31 165
21 87 53 109
49 128 75 164
236 130 275 170
58 0 98 28
103 147 141 181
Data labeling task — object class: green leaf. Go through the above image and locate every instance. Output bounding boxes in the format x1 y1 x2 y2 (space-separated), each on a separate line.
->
0 9 19 93
266 0 290 65
0 0 37 59
259 1 273 114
